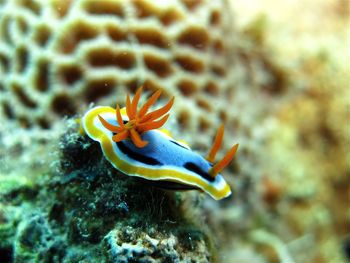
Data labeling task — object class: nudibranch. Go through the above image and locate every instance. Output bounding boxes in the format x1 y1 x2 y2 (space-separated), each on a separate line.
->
82 87 238 200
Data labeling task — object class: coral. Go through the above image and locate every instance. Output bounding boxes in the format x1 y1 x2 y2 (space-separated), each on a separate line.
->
0 0 234 144
203 1 350 262
1 0 349 262
105 225 210 262
13 213 65 262
0 125 213 262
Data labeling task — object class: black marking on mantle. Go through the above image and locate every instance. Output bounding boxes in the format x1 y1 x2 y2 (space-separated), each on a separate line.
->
184 162 215 182
116 141 162 166
170 140 189 150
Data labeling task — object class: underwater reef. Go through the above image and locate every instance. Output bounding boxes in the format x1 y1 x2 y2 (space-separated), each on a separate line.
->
0 0 233 262
1 0 350 262
0 123 214 262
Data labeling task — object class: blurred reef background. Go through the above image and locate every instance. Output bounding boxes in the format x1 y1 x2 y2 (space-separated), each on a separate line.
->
0 0 349 262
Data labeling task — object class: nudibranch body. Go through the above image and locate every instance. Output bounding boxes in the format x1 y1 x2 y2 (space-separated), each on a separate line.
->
82 87 238 200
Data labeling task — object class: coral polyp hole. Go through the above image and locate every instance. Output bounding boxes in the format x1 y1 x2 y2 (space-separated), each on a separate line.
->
58 65 82 86
144 54 172 78
182 0 202 11
204 82 219 96
178 27 209 50
134 28 169 48
125 79 139 94
18 0 41 15
52 0 72 18
1 16 12 45
177 79 197 96
210 10 221 26
160 9 183 26
37 117 51 129
34 59 50 92
0 53 10 73
16 16 29 35
178 110 190 129
84 0 124 18
199 117 211 132
16 46 29 73
219 110 228 122
143 79 167 97
34 25 51 46
132 1 156 19
196 98 212 112
51 94 76 116
18 116 31 128
12 83 37 108
107 25 127 42
2 101 15 119
175 55 204 73
88 49 135 70
59 22 98 54
213 39 224 54
85 79 115 103
211 64 226 77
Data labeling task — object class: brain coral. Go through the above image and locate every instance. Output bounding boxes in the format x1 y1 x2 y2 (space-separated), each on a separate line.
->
0 0 234 141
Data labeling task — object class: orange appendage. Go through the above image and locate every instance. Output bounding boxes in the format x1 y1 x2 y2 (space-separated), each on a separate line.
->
206 124 224 163
207 125 239 178
210 144 239 177
98 86 174 148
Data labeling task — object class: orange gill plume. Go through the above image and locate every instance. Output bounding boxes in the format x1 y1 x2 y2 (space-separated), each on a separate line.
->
206 124 239 178
98 86 174 148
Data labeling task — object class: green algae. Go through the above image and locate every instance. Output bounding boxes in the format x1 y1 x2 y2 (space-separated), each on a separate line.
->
0 125 213 262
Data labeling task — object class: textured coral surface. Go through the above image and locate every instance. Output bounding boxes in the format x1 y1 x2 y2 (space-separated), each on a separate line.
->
214 1 350 262
0 0 233 145
0 125 213 262
0 0 349 262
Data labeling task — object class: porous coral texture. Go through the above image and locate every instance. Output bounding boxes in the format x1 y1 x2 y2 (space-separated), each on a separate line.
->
206 1 350 262
105 226 210 262
0 0 234 146
2 0 348 262
0 124 214 262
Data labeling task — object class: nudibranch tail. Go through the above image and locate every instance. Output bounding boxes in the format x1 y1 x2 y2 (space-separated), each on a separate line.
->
98 86 174 148
210 143 239 177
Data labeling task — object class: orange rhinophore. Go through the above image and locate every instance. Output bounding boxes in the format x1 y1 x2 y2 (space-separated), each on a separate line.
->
206 125 239 178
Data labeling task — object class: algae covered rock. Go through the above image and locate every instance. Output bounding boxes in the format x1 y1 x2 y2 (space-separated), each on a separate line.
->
0 123 213 262
105 225 210 262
